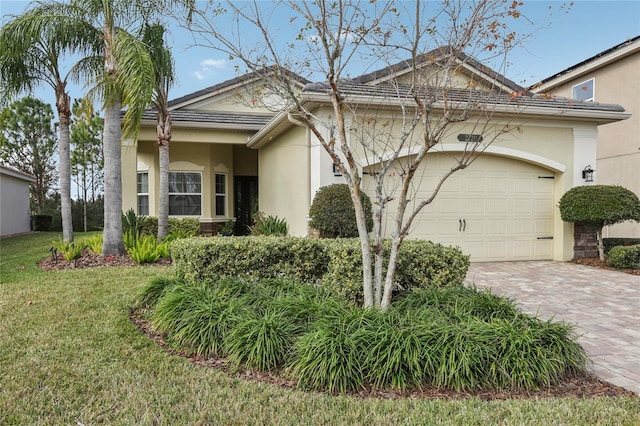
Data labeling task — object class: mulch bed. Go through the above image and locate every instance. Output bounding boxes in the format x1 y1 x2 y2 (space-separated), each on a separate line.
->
37 249 172 270
39 252 637 400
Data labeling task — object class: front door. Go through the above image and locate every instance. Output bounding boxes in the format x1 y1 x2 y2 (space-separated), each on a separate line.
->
234 176 258 235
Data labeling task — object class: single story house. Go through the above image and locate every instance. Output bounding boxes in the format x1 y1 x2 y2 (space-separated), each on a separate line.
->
532 35 640 239
123 50 629 261
0 164 36 237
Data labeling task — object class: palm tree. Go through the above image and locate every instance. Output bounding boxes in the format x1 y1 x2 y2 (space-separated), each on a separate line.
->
0 5 100 243
77 0 155 256
142 22 175 242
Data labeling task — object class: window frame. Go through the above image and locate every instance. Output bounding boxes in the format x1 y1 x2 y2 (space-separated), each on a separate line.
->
215 173 227 217
168 171 202 217
137 171 149 216
571 78 595 102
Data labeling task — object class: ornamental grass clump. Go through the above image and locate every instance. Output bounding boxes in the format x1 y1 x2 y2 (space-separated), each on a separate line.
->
141 277 588 394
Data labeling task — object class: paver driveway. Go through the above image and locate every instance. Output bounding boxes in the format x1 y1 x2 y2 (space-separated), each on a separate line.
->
465 261 640 394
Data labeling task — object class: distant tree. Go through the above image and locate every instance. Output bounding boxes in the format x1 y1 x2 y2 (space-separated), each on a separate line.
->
0 97 58 213
559 185 640 260
71 97 104 232
0 5 99 242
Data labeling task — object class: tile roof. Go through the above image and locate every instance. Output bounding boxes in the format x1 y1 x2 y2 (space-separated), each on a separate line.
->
168 67 311 108
349 46 527 94
302 81 626 113
141 110 274 129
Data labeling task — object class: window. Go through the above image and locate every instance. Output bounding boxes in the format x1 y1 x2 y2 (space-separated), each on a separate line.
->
572 78 594 102
169 172 201 216
333 163 342 177
137 172 149 215
215 173 226 216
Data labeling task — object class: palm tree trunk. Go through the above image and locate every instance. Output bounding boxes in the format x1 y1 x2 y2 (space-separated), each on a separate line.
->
56 91 73 243
157 109 171 241
102 97 125 255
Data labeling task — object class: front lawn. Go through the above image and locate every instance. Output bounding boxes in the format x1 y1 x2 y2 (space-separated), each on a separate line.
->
1 232 639 425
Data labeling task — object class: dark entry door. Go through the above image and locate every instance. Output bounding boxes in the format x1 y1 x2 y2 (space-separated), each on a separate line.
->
234 176 258 235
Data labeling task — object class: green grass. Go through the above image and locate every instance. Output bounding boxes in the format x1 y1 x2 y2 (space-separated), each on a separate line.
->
1 232 639 425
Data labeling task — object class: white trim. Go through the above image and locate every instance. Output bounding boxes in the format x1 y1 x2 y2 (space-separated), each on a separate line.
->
168 171 203 217
571 78 595 102
363 144 567 173
214 172 227 217
169 161 204 171
136 160 150 171
572 125 598 187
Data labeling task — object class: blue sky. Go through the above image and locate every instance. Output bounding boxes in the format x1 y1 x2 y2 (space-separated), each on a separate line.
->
1 0 639 109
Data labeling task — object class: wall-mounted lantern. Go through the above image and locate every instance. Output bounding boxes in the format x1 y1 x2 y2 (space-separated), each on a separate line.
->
582 165 595 182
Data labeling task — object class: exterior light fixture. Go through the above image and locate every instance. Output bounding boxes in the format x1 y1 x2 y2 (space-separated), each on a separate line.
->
582 165 595 182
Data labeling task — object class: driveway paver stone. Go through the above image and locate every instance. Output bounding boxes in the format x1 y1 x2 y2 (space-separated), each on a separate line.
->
465 261 640 394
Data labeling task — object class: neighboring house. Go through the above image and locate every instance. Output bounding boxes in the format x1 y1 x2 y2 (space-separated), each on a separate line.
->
123 51 629 262
532 36 640 239
0 164 36 237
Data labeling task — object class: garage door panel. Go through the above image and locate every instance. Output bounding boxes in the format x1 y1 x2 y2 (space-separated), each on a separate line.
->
488 219 507 235
514 199 532 213
489 198 508 214
376 154 555 261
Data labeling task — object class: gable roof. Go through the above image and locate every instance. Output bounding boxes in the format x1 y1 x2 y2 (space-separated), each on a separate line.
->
350 46 527 94
168 67 311 110
138 67 310 131
532 35 640 92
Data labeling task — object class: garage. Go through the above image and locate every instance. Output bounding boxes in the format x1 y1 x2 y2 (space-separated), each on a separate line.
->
373 154 556 262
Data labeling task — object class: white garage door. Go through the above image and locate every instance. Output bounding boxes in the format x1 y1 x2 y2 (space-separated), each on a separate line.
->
377 154 555 262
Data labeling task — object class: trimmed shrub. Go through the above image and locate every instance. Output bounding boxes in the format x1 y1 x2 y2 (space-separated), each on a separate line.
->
172 237 330 285
318 239 469 303
141 217 201 238
308 184 373 238
604 238 640 255
558 185 640 226
608 245 640 270
171 237 469 303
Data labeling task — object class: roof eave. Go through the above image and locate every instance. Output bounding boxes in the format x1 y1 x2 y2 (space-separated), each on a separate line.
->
140 118 267 131
532 38 640 92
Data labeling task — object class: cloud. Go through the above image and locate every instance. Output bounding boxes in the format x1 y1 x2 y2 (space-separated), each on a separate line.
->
194 58 230 80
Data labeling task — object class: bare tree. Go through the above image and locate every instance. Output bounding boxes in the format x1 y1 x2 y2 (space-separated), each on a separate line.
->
183 0 531 309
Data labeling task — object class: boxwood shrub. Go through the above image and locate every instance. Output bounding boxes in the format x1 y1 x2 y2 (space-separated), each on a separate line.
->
140 217 201 237
607 245 640 270
171 237 470 302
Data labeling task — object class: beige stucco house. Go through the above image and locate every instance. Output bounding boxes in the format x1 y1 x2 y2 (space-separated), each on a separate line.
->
532 36 640 239
123 52 629 261
0 164 35 237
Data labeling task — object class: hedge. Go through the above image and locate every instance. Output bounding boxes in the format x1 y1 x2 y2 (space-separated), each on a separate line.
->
140 217 201 237
604 238 640 255
607 245 640 270
171 237 470 303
